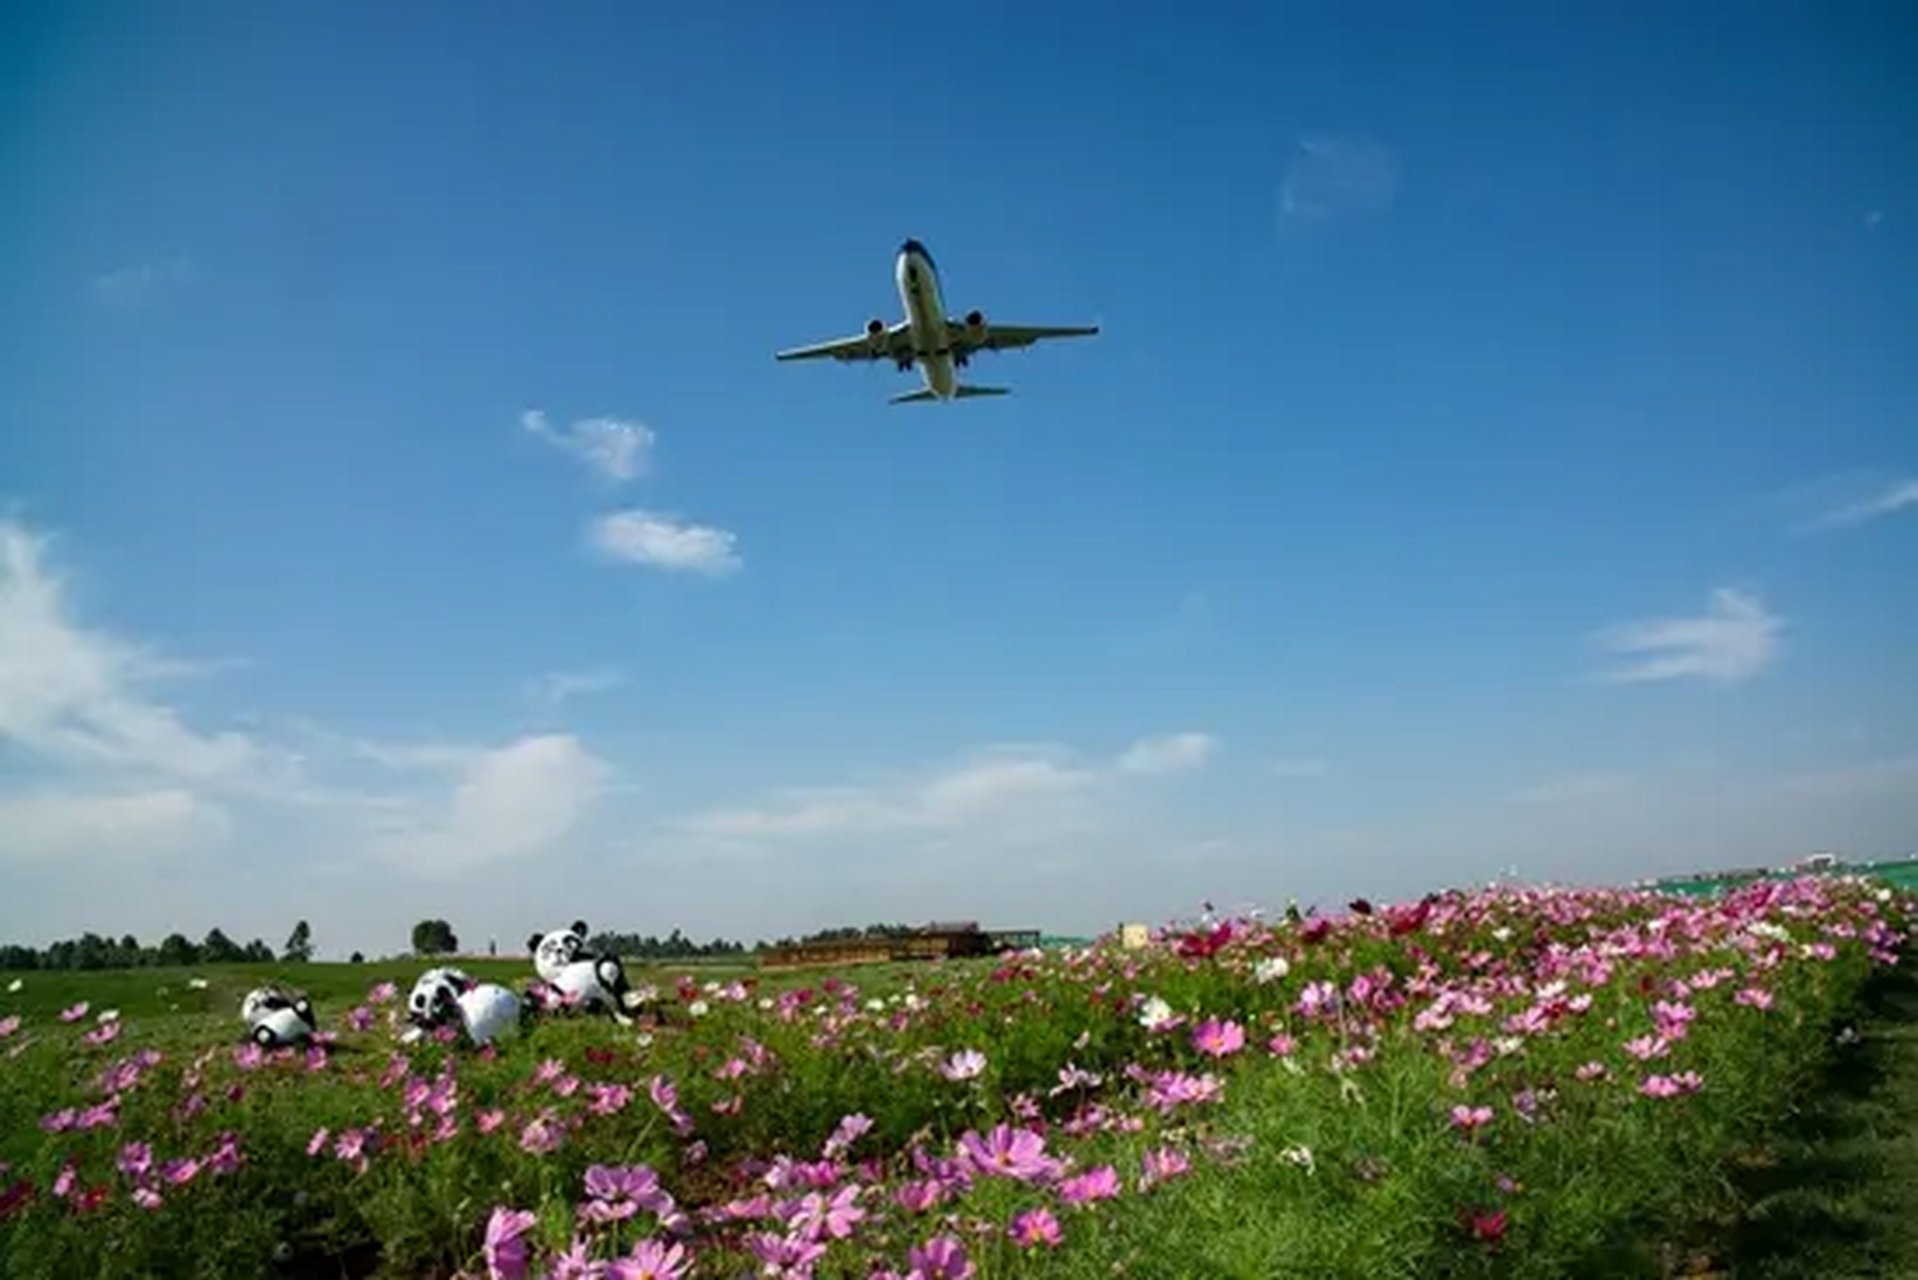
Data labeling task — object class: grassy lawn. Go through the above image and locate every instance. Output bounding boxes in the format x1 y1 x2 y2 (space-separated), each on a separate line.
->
1 878 1911 1278
1719 945 1918 1279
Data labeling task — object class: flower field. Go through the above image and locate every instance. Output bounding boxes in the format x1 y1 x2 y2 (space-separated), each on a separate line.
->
0 876 1910 1279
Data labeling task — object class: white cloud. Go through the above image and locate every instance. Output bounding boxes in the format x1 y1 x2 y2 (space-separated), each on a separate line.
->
92 255 193 308
590 510 741 576
367 734 611 877
0 514 613 901
527 667 626 706
1118 732 1218 775
1866 210 1884 230
0 521 306 799
522 410 655 483
0 789 231 861
1804 476 1918 532
677 744 1099 842
1592 587 1784 685
1280 137 1400 221
678 732 1213 846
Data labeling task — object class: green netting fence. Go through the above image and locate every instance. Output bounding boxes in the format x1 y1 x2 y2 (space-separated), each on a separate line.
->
1651 857 1918 899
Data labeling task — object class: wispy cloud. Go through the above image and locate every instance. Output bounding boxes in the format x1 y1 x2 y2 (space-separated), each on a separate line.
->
1592 588 1784 685
92 255 193 308
590 510 741 576
1280 137 1400 221
527 667 626 706
522 410 655 483
0 516 611 876
1118 732 1218 775
678 731 1216 845
1800 476 1918 533
364 734 611 877
0 788 231 861
1865 210 1885 231
0 521 306 800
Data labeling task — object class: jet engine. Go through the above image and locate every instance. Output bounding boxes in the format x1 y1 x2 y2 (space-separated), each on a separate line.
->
964 310 987 342
866 319 888 351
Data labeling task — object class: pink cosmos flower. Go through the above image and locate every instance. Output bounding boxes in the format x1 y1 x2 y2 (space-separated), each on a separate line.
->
520 1112 564 1156
59 1002 89 1022
893 1179 946 1213
1009 1206 1062 1247
907 1234 975 1280
1639 1071 1704 1099
1623 1034 1669 1061
609 1238 690 1280
938 1049 988 1081
483 1206 538 1280
788 1185 864 1241
1450 1104 1494 1132
1192 1018 1246 1057
1140 1146 1191 1189
957 1125 1063 1182
1736 986 1774 1010
1058 1165 1121 1204
821 1113 874 1159
744 1231 826 1275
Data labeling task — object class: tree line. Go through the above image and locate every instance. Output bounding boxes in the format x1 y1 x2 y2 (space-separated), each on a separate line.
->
0 920 319 972
0 917 945 972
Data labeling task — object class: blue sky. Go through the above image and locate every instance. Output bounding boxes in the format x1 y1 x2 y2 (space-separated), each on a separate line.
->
2 2 1914 959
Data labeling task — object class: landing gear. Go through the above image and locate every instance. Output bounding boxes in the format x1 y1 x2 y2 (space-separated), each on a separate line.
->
896 357 914 372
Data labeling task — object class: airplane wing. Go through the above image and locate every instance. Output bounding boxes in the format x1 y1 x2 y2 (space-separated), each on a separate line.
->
948 320 1100 357
775 322 912 363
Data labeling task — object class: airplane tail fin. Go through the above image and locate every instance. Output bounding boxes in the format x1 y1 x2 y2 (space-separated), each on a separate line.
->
888 383 1011 405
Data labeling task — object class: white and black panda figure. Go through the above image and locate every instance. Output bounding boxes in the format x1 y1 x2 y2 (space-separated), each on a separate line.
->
528 920 647 1025
401 966 525 1048
241 984 319 1049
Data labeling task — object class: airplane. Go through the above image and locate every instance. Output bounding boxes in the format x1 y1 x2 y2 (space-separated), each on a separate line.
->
774 239 1099 403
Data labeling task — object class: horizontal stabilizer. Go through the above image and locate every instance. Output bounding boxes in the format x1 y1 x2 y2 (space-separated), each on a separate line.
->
888 383 1011 405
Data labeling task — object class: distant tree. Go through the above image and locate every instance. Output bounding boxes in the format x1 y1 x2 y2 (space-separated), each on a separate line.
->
201 928 243 964
411 919 458 956
283 920 314 963
157 933 199 967
348 950 365 964
242 939 273 963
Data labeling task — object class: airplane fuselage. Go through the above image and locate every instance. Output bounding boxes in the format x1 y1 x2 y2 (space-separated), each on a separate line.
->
895 242 958 400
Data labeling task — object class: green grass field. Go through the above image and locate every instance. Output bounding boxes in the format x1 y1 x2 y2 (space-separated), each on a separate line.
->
3 878 1914 1279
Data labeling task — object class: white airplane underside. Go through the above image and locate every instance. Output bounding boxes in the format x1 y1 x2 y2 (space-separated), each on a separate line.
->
774 239 1099 403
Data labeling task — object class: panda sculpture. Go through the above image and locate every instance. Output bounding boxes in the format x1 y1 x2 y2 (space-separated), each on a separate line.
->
528 920 646 1025
241 984 319 1049
402 966 524 1048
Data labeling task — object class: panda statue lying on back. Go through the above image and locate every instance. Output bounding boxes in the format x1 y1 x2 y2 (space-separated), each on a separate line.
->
241 984 319 1049
528 921 648 1025
402 966 525 1048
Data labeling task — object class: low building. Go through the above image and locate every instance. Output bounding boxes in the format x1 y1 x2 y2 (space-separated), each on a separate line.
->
758 921 1040 971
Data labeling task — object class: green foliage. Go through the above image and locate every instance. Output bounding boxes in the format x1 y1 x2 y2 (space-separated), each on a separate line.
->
409 919 459 957
0 877 1909 1278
